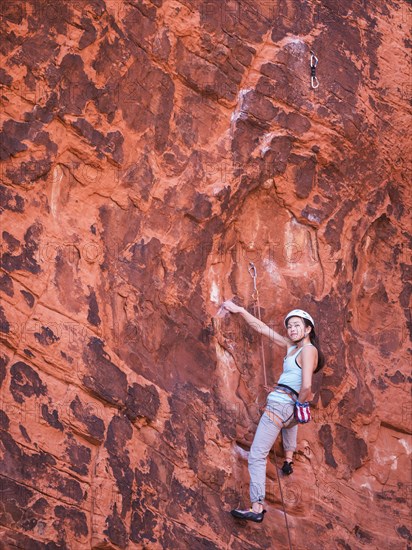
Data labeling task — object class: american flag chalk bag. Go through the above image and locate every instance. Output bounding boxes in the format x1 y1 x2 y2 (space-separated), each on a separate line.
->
294 401 311 423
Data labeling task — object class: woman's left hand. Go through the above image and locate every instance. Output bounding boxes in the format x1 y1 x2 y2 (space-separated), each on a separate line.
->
220 300 243 314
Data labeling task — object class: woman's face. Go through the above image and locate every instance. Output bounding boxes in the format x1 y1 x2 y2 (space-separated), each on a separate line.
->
286 316 309 341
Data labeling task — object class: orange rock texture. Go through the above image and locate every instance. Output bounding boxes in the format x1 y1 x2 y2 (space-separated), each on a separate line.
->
0 1 411 548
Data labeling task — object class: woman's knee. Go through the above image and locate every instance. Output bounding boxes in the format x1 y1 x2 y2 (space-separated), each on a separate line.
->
248 445 269 466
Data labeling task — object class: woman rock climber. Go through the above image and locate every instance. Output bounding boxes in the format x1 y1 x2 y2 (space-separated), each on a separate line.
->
220 301 324 523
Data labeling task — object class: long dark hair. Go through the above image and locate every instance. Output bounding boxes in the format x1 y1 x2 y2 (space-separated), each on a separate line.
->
303 319 325 373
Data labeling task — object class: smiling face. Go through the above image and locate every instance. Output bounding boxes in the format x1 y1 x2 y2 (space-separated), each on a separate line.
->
286 316 311 342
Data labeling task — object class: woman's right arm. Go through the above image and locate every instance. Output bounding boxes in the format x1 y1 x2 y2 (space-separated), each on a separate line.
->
221 300 289 348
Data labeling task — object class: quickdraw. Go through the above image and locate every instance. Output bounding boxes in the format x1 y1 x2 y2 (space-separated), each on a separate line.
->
248 262 258 302
310 50 319 89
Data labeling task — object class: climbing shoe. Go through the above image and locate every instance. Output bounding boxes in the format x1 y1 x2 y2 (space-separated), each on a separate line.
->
230 508 266 523
281 460 293 475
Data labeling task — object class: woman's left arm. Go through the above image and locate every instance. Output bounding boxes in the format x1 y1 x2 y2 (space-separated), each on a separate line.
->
297 346 318 403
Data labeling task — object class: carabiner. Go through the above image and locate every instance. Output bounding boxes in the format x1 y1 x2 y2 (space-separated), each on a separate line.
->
310 51 318 68
311 76 319 89
248 262 258 293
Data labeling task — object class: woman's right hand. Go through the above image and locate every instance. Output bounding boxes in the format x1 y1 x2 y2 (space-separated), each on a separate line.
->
221 300 243 314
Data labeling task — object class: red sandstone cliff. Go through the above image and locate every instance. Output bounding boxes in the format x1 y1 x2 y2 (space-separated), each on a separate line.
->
0 1 411 548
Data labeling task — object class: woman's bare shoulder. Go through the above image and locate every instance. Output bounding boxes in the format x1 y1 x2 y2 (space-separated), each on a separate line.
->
300 345 318 365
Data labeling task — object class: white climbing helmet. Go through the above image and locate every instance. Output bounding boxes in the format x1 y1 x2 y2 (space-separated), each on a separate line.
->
284 309 315 328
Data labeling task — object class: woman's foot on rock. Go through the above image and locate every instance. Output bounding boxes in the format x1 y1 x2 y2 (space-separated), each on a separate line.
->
230 508 266 523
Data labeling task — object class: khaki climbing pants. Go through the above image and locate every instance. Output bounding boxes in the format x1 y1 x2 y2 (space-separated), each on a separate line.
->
248 398 297 504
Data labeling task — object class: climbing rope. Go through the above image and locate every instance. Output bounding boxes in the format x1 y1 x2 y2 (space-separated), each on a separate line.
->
248 262 293 550
310 51 319 89
248 262 267 387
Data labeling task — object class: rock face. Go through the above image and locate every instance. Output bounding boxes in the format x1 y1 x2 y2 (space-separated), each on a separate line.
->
0 1 411 548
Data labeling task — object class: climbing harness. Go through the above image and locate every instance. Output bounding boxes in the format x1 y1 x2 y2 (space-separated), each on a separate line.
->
248 262 293 550
310 51 319 89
